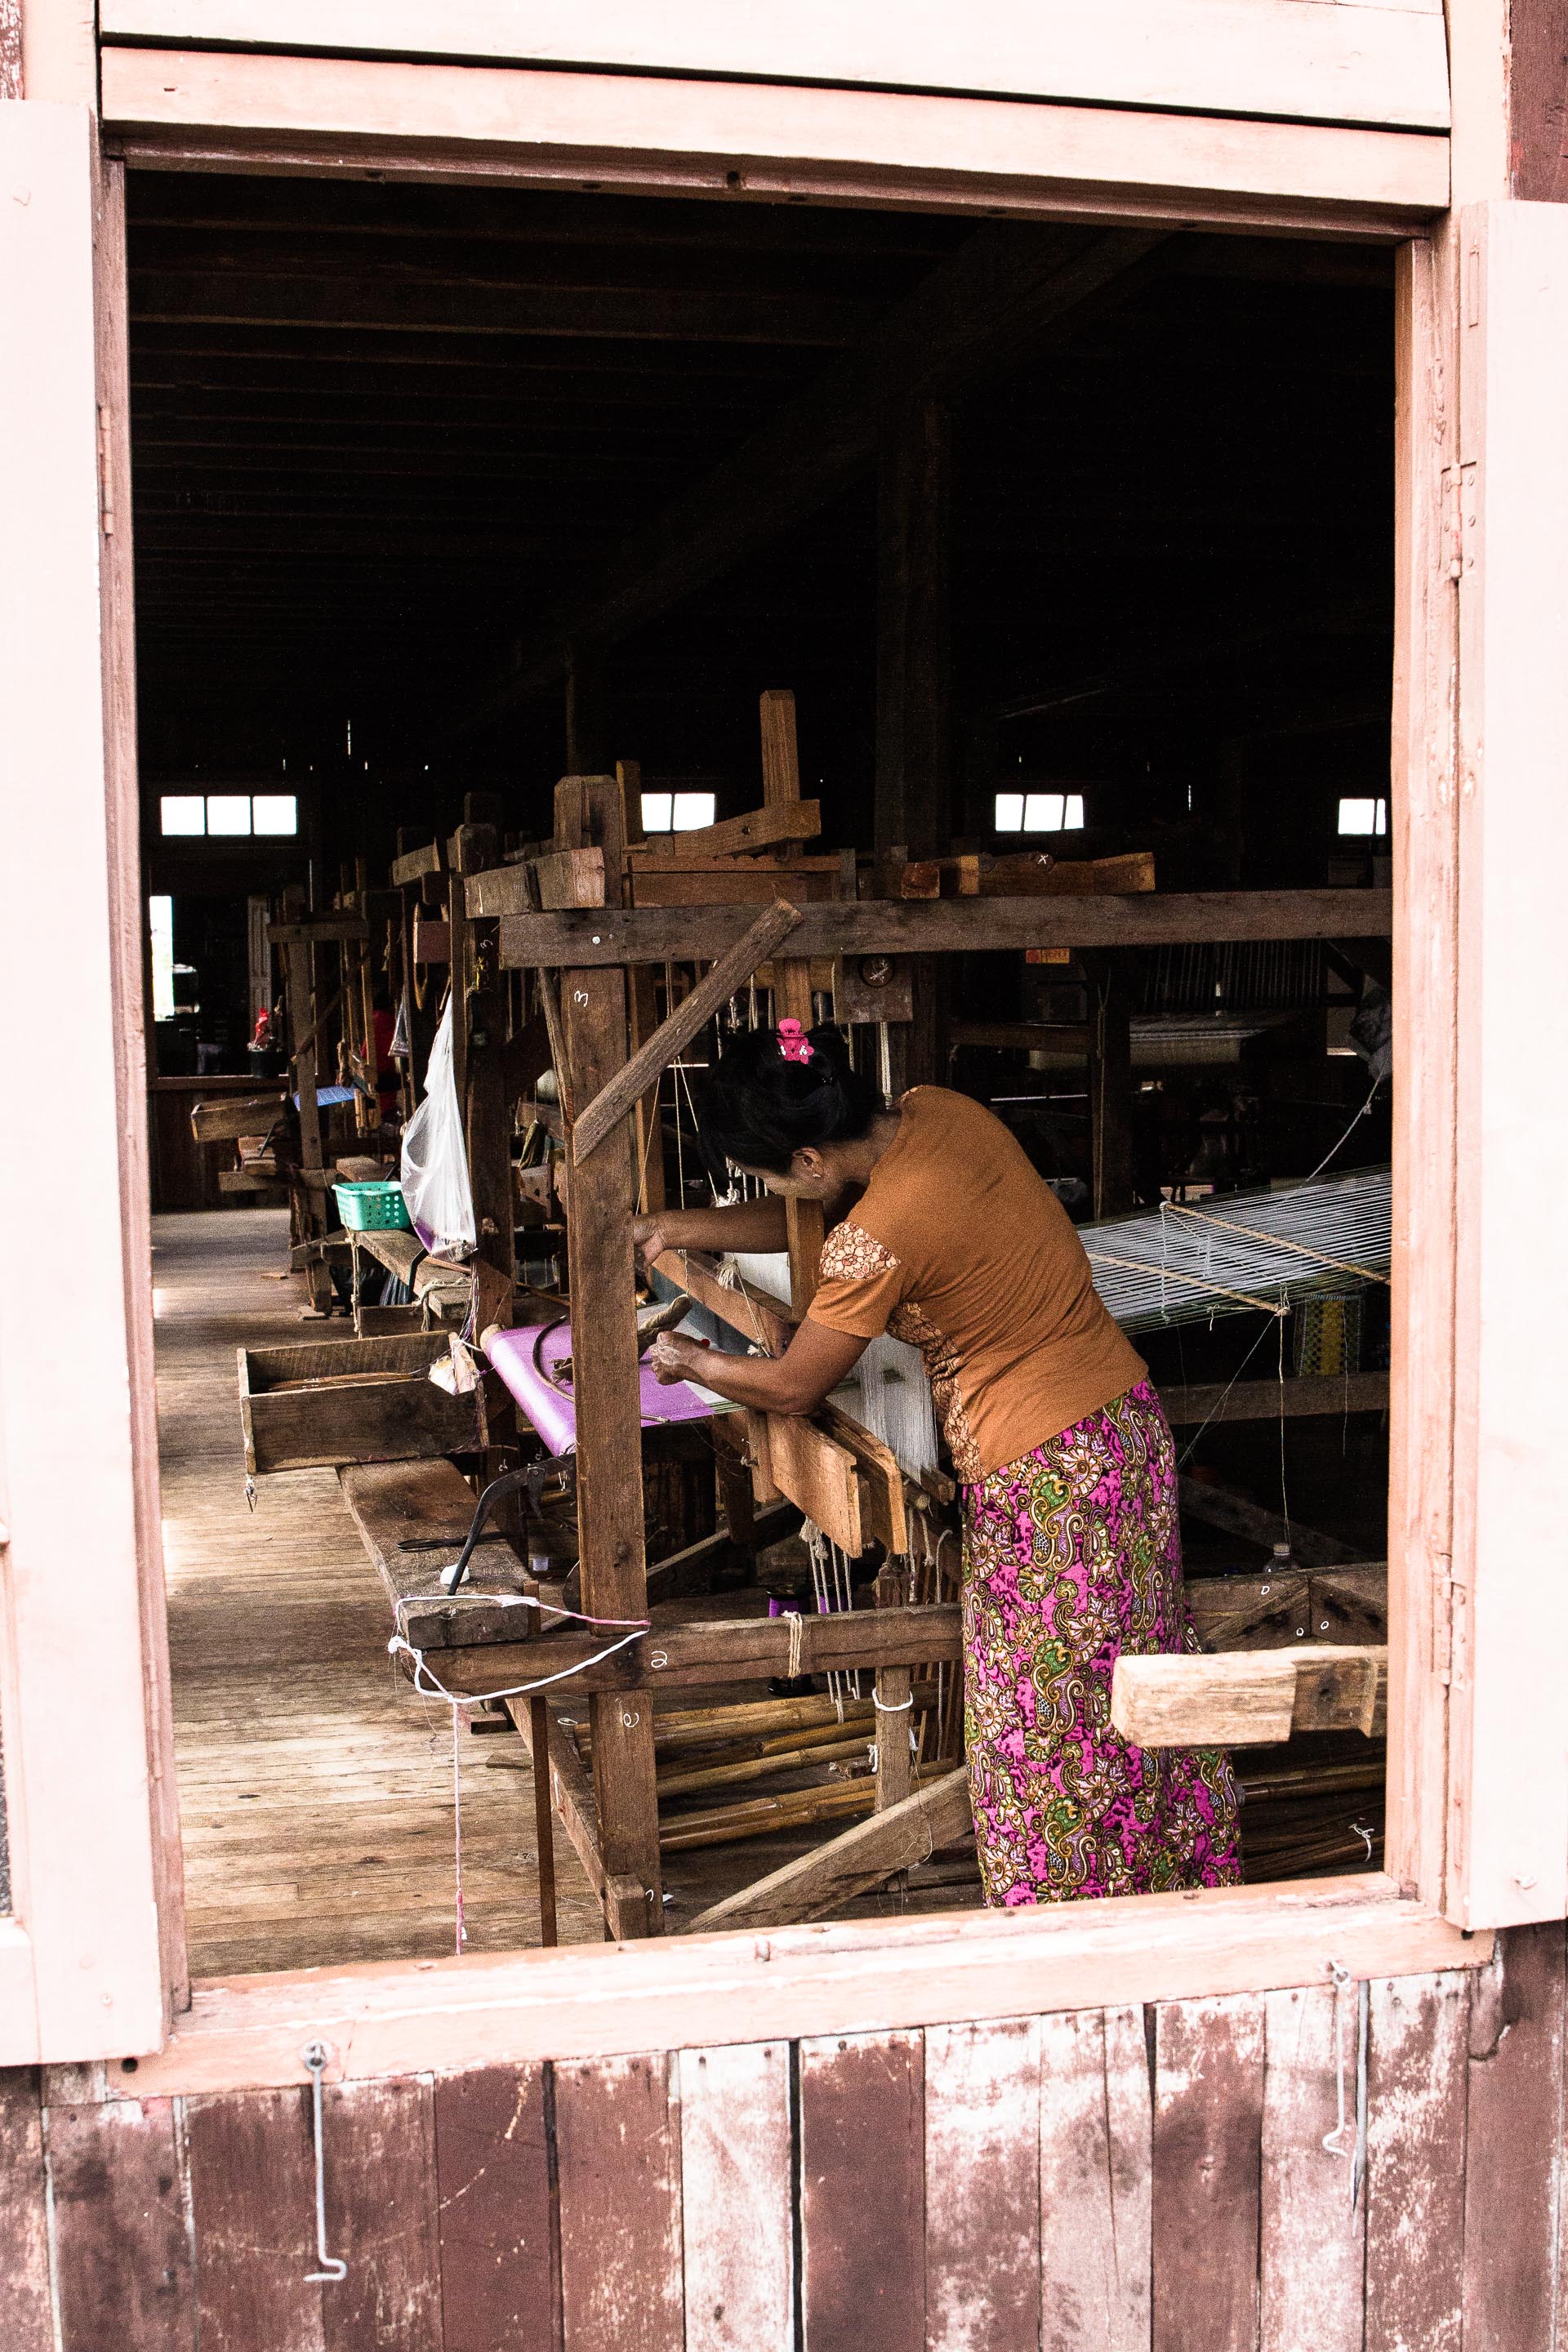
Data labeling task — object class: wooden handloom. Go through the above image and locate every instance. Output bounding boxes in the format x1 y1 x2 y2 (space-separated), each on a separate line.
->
244 688 1396 1942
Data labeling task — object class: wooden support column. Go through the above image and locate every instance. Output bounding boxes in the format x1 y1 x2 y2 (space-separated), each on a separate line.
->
619 759 668 1214
281 884 331 1314
557 773 663 1939
875 397 952 861
1085 949 1136 1218
760 689 826 1317
872 1561 913 1817
456 822 514 1343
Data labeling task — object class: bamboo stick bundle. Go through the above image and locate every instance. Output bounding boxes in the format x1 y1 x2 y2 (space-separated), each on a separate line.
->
657 1732 873 1802
659 1762 945 1854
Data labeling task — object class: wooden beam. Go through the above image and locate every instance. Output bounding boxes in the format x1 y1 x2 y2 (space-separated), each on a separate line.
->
629 801 821 861
506 1694 605 1904
1111 1646 1388 1748
650 1246 795 1356
817 1401 907 1554
1177 1475 1356 1568
453 226 1164 728
279 896 330 1311
189 1089 287 1143
268 915 369 944
1160 1372 1388 1425
497 888 1393 968
338 1456 532 1652
389 1603 964 1700
762 1413 863 1556
390 839 443 889
759 692 827 1314
1085 950 1135 1218
685 1766 973 1935
557 774 663 1942
570 898 801 1165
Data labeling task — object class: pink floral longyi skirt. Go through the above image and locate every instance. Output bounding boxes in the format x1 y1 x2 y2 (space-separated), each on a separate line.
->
962 1379 1241 1907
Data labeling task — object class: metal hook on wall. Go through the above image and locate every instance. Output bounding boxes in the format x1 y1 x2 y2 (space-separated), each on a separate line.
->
301 2041 348 2284
1321 1959 1370 2225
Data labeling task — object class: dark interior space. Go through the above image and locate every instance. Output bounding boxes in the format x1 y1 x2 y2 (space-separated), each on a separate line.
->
131 169 1396 1944
127 174 1393 875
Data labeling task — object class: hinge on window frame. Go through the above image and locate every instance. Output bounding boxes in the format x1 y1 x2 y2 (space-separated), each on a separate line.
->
1432 1552 1455 1684
98 404 115 537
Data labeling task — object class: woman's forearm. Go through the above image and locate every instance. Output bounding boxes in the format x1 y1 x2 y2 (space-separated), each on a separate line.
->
643 1198 789 1256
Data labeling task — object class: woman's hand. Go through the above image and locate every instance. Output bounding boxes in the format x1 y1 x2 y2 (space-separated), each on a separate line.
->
630 1213 674 1268
648 1332 706 1386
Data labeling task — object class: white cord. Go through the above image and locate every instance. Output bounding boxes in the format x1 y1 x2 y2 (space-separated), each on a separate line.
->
388 1626 647 1706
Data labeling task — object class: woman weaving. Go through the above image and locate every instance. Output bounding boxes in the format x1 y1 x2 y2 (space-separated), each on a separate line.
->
636 1020 1241 1909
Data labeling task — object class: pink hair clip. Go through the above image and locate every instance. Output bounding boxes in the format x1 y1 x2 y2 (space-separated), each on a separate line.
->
777 1018 814 1063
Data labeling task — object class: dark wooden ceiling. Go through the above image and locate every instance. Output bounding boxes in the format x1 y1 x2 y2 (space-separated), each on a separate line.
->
127 172 1394 862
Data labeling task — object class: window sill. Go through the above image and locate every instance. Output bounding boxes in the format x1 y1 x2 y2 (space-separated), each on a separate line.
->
110 1874 1486 2098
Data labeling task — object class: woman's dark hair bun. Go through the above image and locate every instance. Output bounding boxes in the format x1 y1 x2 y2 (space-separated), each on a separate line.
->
700 1022 880 1176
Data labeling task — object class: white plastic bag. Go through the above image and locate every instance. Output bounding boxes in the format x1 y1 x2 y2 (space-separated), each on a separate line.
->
399 998 475 1258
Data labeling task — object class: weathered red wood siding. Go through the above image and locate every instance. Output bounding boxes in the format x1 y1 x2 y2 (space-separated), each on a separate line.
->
2 1927 1561 2348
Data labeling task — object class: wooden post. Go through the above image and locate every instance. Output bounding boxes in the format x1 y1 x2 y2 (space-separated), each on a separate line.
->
529 1696 559 1949
618 759 668 1214
875 397 952 861
872 1561 914 1816
558 774 663 1940
454 822 513 1339
760 690 826 1316
1085 950 1135 1218
282 884 332 1314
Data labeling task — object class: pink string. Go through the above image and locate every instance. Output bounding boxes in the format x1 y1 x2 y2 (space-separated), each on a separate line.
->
452 1708 467 1953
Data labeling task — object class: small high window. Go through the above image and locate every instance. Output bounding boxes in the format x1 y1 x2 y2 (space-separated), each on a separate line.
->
158 792 298 838
642 790 717 833
995 791 1085 834
1337 796 1388 837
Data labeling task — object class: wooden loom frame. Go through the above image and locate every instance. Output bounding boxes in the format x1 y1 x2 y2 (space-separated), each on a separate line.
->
456 708 1405 1942
15 3 1557 2076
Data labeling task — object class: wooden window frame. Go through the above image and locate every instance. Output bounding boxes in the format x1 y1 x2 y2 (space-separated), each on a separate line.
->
4 35 1521 2082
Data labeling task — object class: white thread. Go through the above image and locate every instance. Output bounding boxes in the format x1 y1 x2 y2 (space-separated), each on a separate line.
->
388 1627 647 1707
782 1610 804 1680
872 1690 914 1714
452 1708 467 1951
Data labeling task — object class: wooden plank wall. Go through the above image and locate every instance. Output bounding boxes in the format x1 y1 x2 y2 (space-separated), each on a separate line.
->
1 1926 1561 2349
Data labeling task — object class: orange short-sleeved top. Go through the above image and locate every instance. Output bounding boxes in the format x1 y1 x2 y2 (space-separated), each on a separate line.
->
806 1086 1146 1483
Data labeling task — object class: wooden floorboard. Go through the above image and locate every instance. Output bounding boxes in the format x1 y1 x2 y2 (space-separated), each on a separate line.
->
155 1209 604 1972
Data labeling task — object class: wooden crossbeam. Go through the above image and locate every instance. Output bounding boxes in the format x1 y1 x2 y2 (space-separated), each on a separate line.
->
267 915 370 944
390 839 444 888
497 889 1393 969
1111 1646 1388 1747
388 1602 964 1700
570 898 800 1164
1160 1372 1388 1425
629 800 820 860
685 1766 973 1935
650 1245 795 1356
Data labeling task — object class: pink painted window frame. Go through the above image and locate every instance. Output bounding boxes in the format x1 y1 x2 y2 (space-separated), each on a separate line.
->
12 38 1542 2074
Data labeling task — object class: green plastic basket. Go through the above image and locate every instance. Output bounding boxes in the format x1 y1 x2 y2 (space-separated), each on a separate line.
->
333 1179 412 1233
